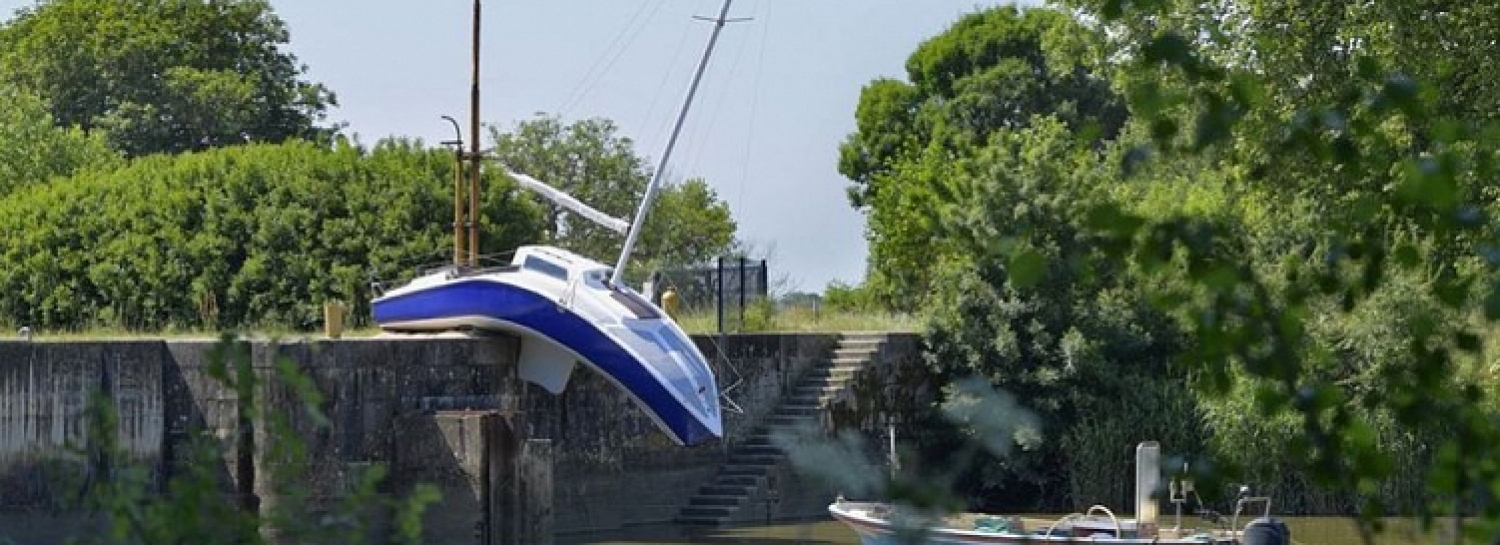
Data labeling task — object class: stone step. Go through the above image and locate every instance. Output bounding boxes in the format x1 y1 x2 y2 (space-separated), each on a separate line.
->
674 517 723 526
789 392 838 405
783 392 824 403
688 495 745 507
775 404 822 417
715 475 761 487
794 384 841 397
839 333 889 343
766 414 813 427
833 347 878 359
804 367 858 380
700 484 757 497
680 506 733 519
741 434 774 447
727 454 780 466
735 444 782 456
828 357 871 367
798 378 846 390
719 466 769 479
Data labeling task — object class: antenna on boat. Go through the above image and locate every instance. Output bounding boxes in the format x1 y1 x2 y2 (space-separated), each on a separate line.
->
609 0 750 288
467 0 483 268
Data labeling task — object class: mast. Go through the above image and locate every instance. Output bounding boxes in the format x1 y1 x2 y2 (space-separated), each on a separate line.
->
609 0 743 287
467 0 483 268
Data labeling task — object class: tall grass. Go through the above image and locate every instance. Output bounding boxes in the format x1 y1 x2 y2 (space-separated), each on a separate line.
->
670 302 922 334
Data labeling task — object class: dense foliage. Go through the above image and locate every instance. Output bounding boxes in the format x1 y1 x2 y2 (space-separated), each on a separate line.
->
0 84 119 197
835 1 1500 538
838 5 1126 307
0 0 337 157
0 139 545 331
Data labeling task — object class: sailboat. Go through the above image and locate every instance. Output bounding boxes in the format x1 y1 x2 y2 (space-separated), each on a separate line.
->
371 0 741 447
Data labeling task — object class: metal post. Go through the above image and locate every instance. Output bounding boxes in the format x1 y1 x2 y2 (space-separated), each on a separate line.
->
716 256 725 334
888 424 898 481
467 0 483 268
738 256 747 327
759 259 768 299
442 115 465 266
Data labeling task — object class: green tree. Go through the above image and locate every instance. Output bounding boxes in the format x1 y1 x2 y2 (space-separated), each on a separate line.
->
0 84 118 196
1031 0 1500 538
828 0 1500 536
487 114 738 276
635 177 736 273
0 0 337 157
838 5 1126 308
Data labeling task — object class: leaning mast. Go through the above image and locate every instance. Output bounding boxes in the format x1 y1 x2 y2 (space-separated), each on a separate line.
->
609 0 744 287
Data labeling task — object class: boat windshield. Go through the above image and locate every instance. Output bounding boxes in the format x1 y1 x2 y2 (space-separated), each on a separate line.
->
581 269 614 289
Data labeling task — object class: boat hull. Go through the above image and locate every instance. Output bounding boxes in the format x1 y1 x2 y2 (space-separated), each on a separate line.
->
372 273 720 446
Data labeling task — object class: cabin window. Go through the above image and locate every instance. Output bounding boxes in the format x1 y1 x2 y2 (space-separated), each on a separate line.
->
523 255 569 282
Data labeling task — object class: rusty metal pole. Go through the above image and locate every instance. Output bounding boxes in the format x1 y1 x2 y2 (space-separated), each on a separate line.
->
442 116 465 266
467 0 483 268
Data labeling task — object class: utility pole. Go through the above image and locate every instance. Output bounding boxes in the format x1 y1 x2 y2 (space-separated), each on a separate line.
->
609 0 750 287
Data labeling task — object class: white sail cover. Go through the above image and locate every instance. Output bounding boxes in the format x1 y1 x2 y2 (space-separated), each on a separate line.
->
502 167 630 235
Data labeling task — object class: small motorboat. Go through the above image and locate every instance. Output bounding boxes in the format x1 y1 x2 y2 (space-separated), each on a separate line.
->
828 442 1290 544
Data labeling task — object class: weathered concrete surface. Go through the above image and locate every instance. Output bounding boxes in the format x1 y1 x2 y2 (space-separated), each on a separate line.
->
533 333 844 533
713 333 931 528
827 334 933 435
0 337 540 544
0 332 931 541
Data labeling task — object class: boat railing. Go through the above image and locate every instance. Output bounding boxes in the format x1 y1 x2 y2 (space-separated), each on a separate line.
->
369 249 522 298
1229 486 1273 533
1043 505 1122 539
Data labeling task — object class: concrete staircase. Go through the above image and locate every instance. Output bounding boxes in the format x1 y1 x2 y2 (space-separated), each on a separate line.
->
674 333 886 526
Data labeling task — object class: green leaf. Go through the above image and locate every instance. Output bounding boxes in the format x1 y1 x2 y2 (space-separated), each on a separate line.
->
1484 283 1500 321
1006 249 1047 289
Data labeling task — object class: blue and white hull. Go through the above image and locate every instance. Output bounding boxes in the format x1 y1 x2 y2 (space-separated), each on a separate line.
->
371 245 722 446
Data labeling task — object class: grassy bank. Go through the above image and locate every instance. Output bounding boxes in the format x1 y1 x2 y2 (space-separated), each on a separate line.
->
671 305 921 335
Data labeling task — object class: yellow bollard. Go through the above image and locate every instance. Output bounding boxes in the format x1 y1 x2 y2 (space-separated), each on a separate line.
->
661 289 680 319
324 299 346 339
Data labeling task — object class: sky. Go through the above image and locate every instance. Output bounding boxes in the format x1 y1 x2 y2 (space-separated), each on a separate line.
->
1 0 1024 294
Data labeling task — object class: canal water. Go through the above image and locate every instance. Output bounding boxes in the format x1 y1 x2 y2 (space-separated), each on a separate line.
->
559 517 1466 545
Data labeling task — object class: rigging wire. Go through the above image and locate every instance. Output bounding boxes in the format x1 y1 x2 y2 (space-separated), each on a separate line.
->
735 0 771 218
680 0 760 182
637 2 707 177
556 0 670 118
680 3 752 181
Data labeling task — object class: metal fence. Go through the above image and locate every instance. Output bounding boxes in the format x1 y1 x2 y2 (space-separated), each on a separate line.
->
652 256 768 333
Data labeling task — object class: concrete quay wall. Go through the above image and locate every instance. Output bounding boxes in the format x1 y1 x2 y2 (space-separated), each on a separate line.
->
0 332 929 542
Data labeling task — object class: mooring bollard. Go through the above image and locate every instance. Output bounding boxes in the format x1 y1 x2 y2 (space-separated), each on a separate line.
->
323 299 347 339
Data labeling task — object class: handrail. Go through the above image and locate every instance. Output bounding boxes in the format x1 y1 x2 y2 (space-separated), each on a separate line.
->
1044 513 1082 538
1044 505 1123 539
1086 504 1124 538
1230 495 1273 535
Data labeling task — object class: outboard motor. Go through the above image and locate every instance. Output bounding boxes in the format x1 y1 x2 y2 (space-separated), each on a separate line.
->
1241 517 1291 545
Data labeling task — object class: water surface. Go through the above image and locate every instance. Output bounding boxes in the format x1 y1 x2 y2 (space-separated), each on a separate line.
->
559 517 1467 545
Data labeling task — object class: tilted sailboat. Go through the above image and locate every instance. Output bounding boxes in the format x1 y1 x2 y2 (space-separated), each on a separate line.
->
371 0 741 446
